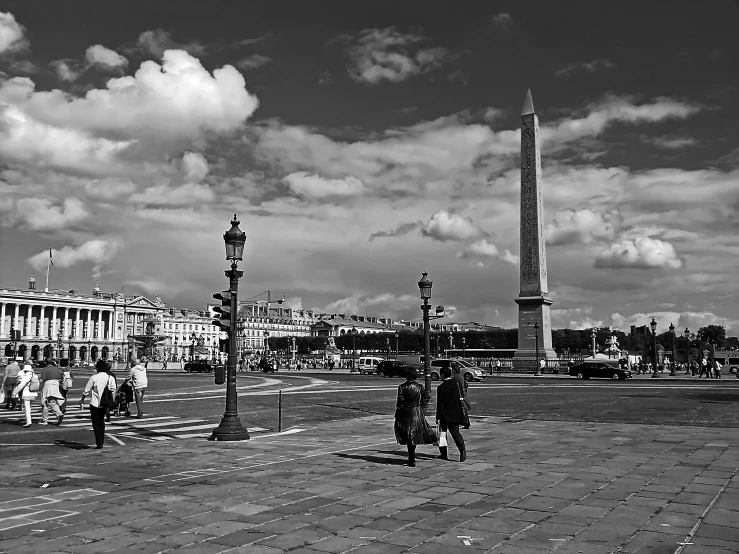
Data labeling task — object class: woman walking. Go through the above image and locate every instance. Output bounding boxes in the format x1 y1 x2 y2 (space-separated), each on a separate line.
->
13 364 38 427
78 359 117 449
436 365 468 462
394 366 437 467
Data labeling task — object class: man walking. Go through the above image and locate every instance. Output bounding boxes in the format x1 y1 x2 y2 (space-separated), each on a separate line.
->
39 358 65 425
3 358 21 410
129 357 148 419
436 365 467 462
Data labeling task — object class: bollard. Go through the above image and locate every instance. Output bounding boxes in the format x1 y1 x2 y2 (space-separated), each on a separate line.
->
278 389 282 433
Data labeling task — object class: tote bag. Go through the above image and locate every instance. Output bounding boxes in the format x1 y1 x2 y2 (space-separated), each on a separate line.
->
99 376 117 410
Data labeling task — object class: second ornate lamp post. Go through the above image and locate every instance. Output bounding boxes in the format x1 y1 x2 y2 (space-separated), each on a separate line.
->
533 322 541 375
684 327 692 375
394 331 399 360
210 214 250 442
417 272 445 411
462 336 466 359
669 322 677 376
650 317 659 378
351 325 357 371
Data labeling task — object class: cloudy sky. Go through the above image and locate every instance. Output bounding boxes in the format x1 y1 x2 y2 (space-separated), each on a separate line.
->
0 1 737 334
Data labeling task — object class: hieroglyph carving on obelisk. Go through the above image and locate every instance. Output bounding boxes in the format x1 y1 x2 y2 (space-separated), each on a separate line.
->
514 89 555 359
520 89 548 297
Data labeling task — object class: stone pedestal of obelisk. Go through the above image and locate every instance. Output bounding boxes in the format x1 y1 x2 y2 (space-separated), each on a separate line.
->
514 90 557 362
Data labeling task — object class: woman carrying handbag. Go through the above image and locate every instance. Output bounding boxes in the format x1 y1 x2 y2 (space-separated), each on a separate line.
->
435 365 468 462
393 366 438 467
78 359 117 449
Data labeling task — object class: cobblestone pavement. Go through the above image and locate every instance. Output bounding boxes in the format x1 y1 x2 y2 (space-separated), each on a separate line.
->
0 414 737 554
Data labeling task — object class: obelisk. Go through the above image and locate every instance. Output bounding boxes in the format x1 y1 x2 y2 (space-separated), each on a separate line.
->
514 90 556 360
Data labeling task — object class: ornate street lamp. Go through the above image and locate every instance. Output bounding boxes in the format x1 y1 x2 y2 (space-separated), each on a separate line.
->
210 214 250 442
448 331 453 356
351 326 357 371
533 322 541 375
417 272 445 411
684 327 692 375
394 331 399 361
291 337 297 362
669 322 676 376
591 328 597 358
385 336 391 359
462 336 466 359
650 317 659 378
264 331 270 356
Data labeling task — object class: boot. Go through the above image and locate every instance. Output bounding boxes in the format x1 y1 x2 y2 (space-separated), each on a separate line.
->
459 449 467 463
408 445 416 467
438 447 448 460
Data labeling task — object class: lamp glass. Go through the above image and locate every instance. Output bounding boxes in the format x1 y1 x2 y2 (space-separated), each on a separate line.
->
224 214 247 261
669 322 675 333
650 318 657 333
417 272 432 300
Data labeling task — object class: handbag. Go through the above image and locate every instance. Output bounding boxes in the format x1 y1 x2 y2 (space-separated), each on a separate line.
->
456 381 471 429
0 388 4 404
436 423 447 447
100 377 117 410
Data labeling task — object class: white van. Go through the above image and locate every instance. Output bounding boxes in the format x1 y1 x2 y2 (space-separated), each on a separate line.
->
357 357 384 374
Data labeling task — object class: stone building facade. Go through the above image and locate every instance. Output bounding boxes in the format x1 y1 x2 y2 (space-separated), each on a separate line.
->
0 276 163 362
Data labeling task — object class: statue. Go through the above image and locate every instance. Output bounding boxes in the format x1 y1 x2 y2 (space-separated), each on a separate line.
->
327 337 336 349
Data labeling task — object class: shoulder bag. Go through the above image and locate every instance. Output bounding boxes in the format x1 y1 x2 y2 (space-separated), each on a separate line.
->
455 380 471 429
100 376 118 410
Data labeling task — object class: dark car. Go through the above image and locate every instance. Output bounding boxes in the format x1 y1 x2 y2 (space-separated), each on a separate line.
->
569 360 631 380
376 360 423 378
184 360 213 373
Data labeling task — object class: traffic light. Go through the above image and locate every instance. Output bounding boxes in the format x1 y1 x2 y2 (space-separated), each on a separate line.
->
212 290 232 331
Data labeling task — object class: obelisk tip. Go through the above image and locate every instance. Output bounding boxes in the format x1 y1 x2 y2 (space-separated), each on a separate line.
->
521 89 535 116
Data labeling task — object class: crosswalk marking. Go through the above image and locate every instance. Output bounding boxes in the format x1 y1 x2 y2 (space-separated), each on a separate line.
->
0 406 270 440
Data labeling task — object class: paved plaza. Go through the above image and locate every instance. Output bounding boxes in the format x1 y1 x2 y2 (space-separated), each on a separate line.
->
0 412 737 554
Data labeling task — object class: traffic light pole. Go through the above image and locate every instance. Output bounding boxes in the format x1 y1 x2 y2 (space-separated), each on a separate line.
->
210 262 250 441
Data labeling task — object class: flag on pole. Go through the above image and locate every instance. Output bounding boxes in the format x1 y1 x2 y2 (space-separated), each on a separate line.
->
49 248 53 266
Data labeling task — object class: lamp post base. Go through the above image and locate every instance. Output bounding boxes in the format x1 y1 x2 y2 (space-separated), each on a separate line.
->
651 372 660 378
209 415 250 441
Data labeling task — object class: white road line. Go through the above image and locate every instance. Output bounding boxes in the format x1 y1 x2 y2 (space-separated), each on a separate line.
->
105 434 126 446
143 423 220 433
108 419 204 429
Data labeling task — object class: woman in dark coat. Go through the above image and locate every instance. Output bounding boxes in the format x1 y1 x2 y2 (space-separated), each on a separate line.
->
394 366 437 467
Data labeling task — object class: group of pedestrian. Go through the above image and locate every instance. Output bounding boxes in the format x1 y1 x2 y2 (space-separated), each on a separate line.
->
1 356 148 449
393 363 470 467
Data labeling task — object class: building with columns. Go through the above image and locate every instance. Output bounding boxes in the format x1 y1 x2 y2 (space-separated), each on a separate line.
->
0 276 164 363
237 303 317 355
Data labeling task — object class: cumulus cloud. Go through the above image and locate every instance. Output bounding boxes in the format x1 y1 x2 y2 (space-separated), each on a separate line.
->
368 221 422 241
49 59 83 82
84 178 137 199
283 172 364 198
499 250 519 265
0 11 28 53
421 210 487 242
129 183 215 206
595 236 684 269
28 239 120 279
555 59 615 77
131 29 206 58
340 27 450 84
610 311 739 337
545 208 622 246
644 135 697 149
493 13 513 29
0 50 259 175
458 239 499 258
14 197 89 230
8 60 38 74
324 293 418 315
179 152 209 182
236 54 271 70
85 44 128 72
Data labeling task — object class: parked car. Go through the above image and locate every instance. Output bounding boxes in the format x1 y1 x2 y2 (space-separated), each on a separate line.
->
569 360 631 380
429 359 486 382
375 360 423 378
357 357 384 374
184 360 213 373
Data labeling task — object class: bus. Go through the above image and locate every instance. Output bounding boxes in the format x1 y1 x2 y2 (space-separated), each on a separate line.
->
713 350 739 374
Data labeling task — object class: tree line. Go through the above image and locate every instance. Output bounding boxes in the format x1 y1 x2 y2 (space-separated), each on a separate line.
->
265 324 738 356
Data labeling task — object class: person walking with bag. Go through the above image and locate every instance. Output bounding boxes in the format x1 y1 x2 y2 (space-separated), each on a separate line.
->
129 358 148 419
393 366 437 467
13 364 39 427
3 358 21 410
436 365 468 462
39 358 65 425
78 359 117 449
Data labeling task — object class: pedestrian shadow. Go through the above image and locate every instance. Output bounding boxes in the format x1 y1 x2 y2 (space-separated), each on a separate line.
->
55 440 91 450
334 452 407 466
377 449 438 460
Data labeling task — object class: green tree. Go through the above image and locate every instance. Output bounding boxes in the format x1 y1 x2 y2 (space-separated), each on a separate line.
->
697 325 726 347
